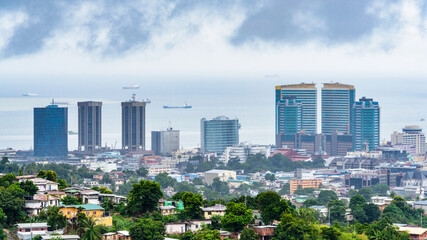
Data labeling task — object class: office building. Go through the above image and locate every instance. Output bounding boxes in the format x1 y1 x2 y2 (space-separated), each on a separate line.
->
277 132 353 156
201 116 239 155
321 83 355 134
122 97 146 151
78 101 102 152
204 169 236 185
391 126 426 156
289 179 322 194
276 96 302 136
151 128 180 155
34 104 68 157
275 83 317 133
352 97 380 151
219 142 272 164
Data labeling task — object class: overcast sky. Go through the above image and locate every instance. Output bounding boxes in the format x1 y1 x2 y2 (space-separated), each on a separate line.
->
0 0 427 81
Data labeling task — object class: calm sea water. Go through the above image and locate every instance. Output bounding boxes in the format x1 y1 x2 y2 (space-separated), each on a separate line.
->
0 78 426 151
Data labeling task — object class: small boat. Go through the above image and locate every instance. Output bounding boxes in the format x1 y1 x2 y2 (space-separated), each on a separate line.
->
23 93 38 97
163 103 192 109
122 84 140 90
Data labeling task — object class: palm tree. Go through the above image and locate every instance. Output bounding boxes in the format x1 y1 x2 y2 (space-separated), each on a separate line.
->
81 217 102 240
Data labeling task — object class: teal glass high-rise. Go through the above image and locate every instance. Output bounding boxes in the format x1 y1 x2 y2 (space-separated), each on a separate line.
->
275 83 317 133
352 97 380 151
201 116 239 155
276 96 302 135
321 83 355 134
34 104 68 157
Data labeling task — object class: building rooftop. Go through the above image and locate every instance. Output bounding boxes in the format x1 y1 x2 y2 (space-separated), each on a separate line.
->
16 223 49 229
399 227 427 235
33 194 59 201
61 204 104 211
42 235 80 240
201 204 226 212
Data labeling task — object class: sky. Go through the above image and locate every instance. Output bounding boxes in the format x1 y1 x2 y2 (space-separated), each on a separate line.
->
0 0 427 149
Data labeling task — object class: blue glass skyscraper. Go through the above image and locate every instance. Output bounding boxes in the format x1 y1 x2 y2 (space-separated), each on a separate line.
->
276 96 302 135
321 83 355 134
201 116 239 154
352 97 380 151
34 104 68 157
276 83 317 133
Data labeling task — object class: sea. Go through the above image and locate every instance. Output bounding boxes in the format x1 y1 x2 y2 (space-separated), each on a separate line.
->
0 78 426 151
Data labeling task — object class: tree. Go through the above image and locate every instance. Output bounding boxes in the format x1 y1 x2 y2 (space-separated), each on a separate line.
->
349 194 366 210
81 217 102 240
358 188 373 202
240 228 259 240
211 178 229 195
193 177 203 185
0 208 6 227
327 200 346 225
221 202 253 233
273 213 318 240
98 187 112 194
370 184 389 196
129 218 165 240
100 173 112 184
294 187 316 196
46 170 57 182
182 192 203 219
136 167 148 177
257 191 292 224
363 203 381 223
303 198 319 208
227 157 242 170
0 186 25 225
194 228 221 240
155 173 176 188
42 206 67 230
317 190 338 205
37 170 47 179
62 195 82 205
20 180 38 196
186 163 195 173
126 180 163 215
321 226 341 240
278 183 290 195
57 179 67 190
264 173 276 182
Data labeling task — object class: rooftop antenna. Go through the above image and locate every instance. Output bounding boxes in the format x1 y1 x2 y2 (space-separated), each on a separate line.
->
132 94 136 102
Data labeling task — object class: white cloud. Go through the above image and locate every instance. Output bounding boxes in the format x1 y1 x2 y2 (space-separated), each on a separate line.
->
0 11 28 51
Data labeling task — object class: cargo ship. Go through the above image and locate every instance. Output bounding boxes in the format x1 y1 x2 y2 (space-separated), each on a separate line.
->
22 93 38 96
163 103 192 109
122 84 140 89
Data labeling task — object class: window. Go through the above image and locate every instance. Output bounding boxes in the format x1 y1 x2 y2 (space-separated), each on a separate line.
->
86 212 89 215
93 211 97 215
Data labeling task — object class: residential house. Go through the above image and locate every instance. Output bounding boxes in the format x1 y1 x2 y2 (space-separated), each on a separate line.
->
25 194 59 216
412 201 427 214
165 220 212 235
251 225 277 240
16 223 49 240
59 204 112 226
204 170 236 185
78 190 100 205
201 204 226 219
399 227 427 240
24 178 59 193
160 206 176 216
371 196 393 211
103 231 130 240
99 193 127 204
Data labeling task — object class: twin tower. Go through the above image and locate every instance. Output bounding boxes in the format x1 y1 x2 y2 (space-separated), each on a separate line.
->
33 98 146 157
275 83 380 153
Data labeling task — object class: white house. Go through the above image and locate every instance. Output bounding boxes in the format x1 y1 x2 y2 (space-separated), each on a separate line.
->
25 194 59 216
24 178 59 193
16 223 49 240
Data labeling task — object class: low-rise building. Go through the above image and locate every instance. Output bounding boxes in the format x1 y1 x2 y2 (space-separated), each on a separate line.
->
25 194 59 216
103 231 130 240
16 223 49 240
147 165 172 175
399 227 427 240
24 178 59 192
42 235 80 240
201 204 226 219
165 220 212 235
160 206 176 216
59 204 112 226
289 179 322 194
78 190 100 205
204 170 236 185
251 225 277 240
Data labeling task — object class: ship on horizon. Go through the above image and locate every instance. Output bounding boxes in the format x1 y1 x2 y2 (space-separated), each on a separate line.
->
122 84 140 89
22 93 38 97
163 103 192 109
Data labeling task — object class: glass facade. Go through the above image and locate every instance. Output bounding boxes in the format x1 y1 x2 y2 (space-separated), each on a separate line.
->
321 83 355 134
352 97 380 151
276 96 302 135
34 105 68 157
201 116 239 154
275 84 317 133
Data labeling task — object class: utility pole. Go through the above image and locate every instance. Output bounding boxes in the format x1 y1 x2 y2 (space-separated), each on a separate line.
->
421 212 423 227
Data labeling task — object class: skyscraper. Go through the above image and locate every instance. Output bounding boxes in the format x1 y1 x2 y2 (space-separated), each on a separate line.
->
78 101 102 152
34 103 68 157
391 126 426 156
151 128 180 155
276 96 302 135
201 116 239 155
321 83 355 134
122 97 146 151
352 97 380 151
275 83 317 133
